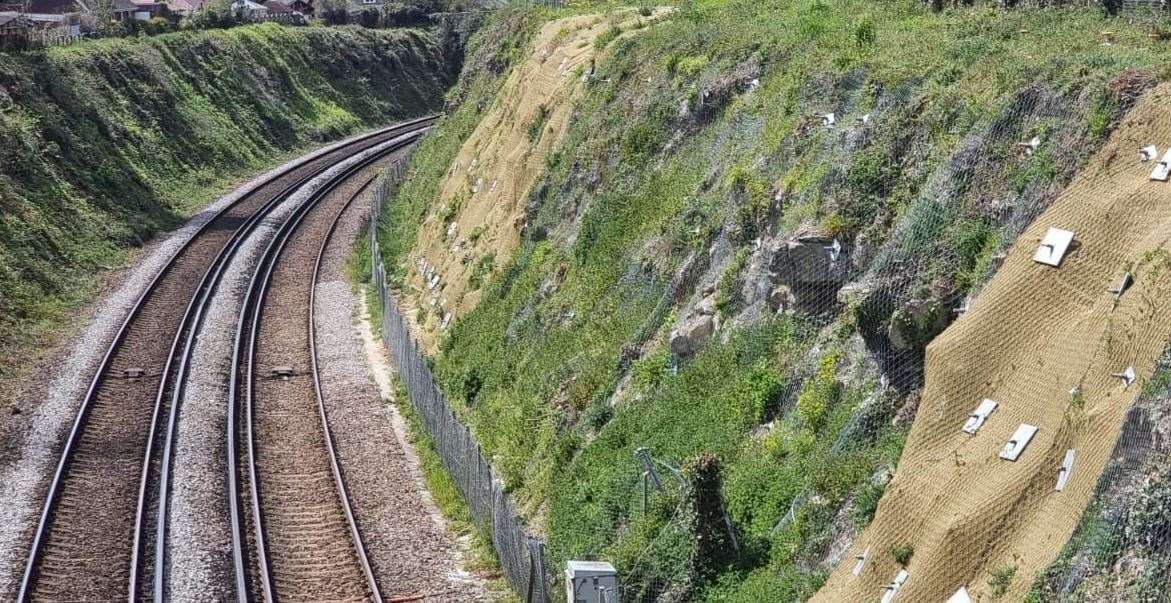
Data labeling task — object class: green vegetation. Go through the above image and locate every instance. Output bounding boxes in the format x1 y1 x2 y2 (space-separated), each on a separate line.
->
890 543 914 567
388 376 517 601
379 0 1171 599
468 252 496 290
375 10 545 286
0 23 452 393
594 24 622 50
1029 358 1171 601
989 563 1017 598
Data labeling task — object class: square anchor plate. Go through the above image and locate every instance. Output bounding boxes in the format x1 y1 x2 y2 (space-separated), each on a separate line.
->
962 398 998 435
1151 149 1171 181
1033 227 1074 267
947 586 973 603
880 569 909 603
1056 449 1076 491
1000 424 1039 461
852 547 869 576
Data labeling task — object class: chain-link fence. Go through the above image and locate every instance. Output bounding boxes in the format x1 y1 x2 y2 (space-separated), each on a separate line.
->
368 163 554 603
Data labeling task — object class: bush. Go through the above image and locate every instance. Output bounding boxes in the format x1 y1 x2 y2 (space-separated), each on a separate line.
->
383 2 428 26
890 543 914 566
851 481 885 526
358 8 379 28
715 249 749 316
1126 468 1171 554
632 348 671 389
796 351 841 433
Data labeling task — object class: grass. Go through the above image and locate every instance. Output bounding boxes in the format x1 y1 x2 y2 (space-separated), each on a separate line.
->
381 356 521 602
377 0 1171 598
989 563 1017 598
0 23 453 408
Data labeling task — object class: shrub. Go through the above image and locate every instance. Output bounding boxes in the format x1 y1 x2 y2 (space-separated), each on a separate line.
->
675 55 709 78
851 481 885 526
468 252 496 290
715 249 749 316
632 348 671 389
854 18 876 48
460 367 483 404
622 121 666 161
528 104 550 143
890 543 914 566
1126 468 1171 554
796 351 841 433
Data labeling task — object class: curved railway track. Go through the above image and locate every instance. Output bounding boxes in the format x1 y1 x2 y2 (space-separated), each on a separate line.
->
230 143 404 602
18 116 435 602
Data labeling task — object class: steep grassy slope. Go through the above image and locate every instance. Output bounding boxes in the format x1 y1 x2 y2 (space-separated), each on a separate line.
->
381 2 1171 600
0 23 453 386
399 9 668 350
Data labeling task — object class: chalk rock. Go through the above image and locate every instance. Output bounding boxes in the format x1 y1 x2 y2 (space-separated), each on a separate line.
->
768 285 796 313
670 314 714 356
888 298 948 350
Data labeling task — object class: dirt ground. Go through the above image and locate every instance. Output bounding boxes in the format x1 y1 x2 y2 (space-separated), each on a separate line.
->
402 8 669 351
814 83 1171 601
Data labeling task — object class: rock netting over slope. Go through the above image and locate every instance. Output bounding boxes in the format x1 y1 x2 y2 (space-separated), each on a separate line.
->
377 2 1171 599
815 82 1171 602
401 9 667 350
0 23 454 388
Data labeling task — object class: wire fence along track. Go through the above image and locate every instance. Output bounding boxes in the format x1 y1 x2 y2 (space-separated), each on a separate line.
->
229 128 429 602
368 170 553 603
17 116 437 603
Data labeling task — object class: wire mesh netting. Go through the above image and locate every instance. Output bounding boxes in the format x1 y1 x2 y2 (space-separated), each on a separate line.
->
810 82 1171 601
368 165 554 603
365 52 1171 602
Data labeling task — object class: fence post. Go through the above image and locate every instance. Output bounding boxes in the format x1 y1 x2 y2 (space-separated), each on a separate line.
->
366 157 550 601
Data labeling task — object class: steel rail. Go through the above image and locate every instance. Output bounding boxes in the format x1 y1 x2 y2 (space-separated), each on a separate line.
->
308 173 383 600
148 115 437 602
229 127 427 602
16 115 436 603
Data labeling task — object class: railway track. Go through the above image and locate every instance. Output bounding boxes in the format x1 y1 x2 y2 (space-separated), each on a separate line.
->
231 141 406 602
18 116 435 602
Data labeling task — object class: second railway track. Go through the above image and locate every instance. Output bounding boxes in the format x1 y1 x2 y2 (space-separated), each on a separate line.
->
230 152 395 603
233 162 389 602
18 116 434 602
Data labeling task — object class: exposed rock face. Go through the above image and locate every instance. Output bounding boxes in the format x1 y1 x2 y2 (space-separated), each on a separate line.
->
770 232 849 287
887 297 948 351
671 310 715 356
719 228 853 326
768 285 796 314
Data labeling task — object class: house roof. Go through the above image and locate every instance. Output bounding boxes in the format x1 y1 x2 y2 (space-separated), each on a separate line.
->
0 11 36 27
24 12 66 21
166 0 198 12
262 1 291 12
19 0 77 15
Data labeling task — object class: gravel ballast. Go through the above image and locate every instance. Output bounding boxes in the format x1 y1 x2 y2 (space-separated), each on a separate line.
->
164 137 414 600
0 124 418 598
315 185 493 600
0 139 342 598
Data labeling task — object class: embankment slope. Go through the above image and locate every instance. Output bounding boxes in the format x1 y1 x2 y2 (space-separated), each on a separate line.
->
815 83 1171 602
0 23 453 392
401 9 666 349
